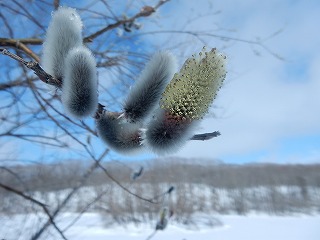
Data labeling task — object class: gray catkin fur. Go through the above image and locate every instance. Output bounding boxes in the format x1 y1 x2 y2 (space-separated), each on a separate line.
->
61 46 98 118
123 51 177 122
96 111 144 155
145 109 197 155
42 7 83 80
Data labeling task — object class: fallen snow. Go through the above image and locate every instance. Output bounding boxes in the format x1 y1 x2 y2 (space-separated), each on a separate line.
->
1 213 319 240
65 214 320 240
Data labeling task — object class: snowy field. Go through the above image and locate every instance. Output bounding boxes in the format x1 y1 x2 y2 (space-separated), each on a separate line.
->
1 213 319 240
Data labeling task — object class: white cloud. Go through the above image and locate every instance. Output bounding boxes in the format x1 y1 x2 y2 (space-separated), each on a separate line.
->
141 0 320 162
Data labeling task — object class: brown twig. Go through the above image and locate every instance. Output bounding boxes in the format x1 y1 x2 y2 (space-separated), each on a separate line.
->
0 37 43 45
83 0 170 42
53 0 60 10
0 0 169 50
0 38 41 61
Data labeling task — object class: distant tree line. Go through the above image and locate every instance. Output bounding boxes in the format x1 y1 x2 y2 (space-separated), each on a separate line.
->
2 159 320 191
1 158 320 223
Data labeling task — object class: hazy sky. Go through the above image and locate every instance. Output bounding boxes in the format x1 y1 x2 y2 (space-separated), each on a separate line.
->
1 0 319 165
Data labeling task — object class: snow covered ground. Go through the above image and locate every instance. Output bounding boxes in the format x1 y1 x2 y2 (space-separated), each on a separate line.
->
1 213 319 240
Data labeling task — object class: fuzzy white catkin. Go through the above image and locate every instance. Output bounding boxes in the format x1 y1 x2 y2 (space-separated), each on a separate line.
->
144 109 197 155
42 6 83 79
61 46 98 118
123 51 177 122
96 111 144 154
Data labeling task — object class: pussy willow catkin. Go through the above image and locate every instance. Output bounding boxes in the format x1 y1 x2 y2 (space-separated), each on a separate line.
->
145 47 226 154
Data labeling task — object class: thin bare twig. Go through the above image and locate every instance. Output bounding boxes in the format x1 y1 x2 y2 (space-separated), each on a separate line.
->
83 0 170 42
53 0 60 10
97 163 161 204
0 38 40 61
62 188 110 232
146 230 157 240
31 149 109 240
0 182 68 240
0 0 170 50
0 37 43 45
190 131 221 140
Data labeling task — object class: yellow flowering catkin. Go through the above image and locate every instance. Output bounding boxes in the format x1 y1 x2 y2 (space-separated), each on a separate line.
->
160 47 226 120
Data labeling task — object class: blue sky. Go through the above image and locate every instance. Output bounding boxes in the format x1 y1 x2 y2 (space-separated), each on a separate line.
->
137 0 320 164
1 0 319 165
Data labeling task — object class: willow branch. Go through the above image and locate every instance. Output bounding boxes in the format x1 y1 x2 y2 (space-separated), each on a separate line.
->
1 48 220 141
0 48 60 86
